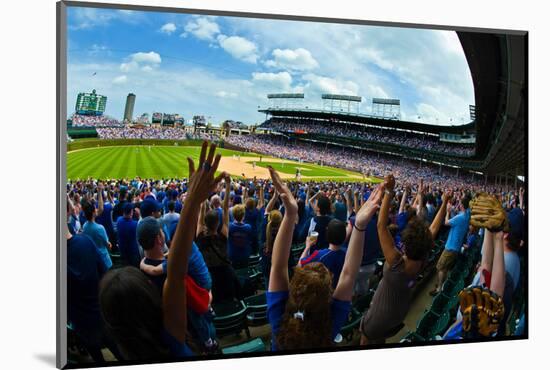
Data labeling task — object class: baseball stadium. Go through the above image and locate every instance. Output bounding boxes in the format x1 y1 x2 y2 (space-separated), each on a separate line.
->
64 8 527 367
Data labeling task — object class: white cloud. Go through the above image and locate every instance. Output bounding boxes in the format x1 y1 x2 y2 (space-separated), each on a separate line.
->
215 91 237 98
302 74 359 96
120 51 161 72
130 51 161 65
252 72 293 90
184 17 220 41
112 75 127 85
69 8 144 30
356 48 395 71
264 48 319 71
159 23 176 35
217 35 258 64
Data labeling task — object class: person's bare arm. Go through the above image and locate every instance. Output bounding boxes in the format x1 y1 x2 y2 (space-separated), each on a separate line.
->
221 175 231 237
163 141 225 343
430 191 451 240
353 190 360 214
297 236 314 267
196 200 208 238
140 258 164 276
489 231 506 296
334 185 383 301
444 203 452 226
265 189 279 214
268 167 298 293
377 176 401 265
344 187 354 218
257 181 265 210
308 190 322 210
97 183 104 216
399 187 408 214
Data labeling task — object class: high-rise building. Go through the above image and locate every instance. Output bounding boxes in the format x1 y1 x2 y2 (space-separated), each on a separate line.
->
123 93 136 122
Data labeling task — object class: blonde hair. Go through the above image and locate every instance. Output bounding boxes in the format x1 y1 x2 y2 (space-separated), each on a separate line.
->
232 204 245 222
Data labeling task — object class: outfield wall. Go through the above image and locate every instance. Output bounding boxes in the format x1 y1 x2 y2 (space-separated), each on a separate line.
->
67 138 211 152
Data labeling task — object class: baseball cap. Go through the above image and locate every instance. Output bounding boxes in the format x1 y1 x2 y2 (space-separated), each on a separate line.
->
507 207 524 241
140 199 162 218
136 216 161 250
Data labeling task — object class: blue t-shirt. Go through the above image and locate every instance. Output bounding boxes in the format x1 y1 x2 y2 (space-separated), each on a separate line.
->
300 248 346 288
504 251 521 291
157 242 212 291
82 221 112 269
445 210 471 252
67 233 109 331
95 202 114 238
244 208 261 234
349 215 382 265
162 330 194 357
116 216 140 267
267 290 351 351
228 222 253 263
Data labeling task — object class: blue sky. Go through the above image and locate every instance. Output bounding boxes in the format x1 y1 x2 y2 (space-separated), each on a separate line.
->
67 7 475 126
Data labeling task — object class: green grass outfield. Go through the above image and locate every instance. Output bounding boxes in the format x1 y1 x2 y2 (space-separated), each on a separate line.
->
67 142 381 182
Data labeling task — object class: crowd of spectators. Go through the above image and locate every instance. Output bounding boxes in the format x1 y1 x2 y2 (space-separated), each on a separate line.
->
97 127 188 140
71 114 122 127
225 134 497 192
66 142 525 365
260 118 475 156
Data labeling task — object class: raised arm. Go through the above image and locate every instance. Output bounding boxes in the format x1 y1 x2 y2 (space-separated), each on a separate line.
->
399 186 409 214
377 175 401 265
334 185 383 301
196 200 208 238
221 175 231 237
429 190 451 239
344 187 354 219
257 180 265 210
163 141 225 343
97 182 104 216
265 188 279 214
267 167 298 293
332 185 383 301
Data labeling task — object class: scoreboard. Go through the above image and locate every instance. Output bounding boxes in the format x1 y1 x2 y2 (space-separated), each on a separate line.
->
75 89 107 116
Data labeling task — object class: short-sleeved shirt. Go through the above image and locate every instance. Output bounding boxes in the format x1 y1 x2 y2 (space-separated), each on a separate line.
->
300 248 346 288
504 251 521 291
116 216 140 268
67 234 109 331
96 202 114 237
445 210 471 252
228 222 253 263
267 290 351 351
348 215 382 265
82 221 112 269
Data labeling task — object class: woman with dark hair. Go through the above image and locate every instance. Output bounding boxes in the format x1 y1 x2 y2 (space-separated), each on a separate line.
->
359 174 451 345
99 141 226 360
267 166 383 350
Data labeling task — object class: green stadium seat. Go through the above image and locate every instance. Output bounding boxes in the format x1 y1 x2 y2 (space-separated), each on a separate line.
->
212 300 251 339
221 338 266 354
429 293 451 315
244 293 268 326
353 289 375 313
109 253 124 269
291 244 306 261
248 254 261 270
339 308 363 342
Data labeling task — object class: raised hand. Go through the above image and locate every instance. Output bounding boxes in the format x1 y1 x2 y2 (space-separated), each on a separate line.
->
355 185 383 229
268 166 297 216
383 174 396 191
186 141 226 205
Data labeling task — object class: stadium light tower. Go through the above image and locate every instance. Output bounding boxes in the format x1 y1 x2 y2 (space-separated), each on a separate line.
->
371 98 401 120
267 93 305 109
322 94 361 113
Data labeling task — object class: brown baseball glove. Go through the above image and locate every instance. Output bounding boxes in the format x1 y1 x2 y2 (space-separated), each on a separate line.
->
469 193 508 232
459 286 505 337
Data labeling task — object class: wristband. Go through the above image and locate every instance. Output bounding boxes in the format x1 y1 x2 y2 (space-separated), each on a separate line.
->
353 222 367 232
